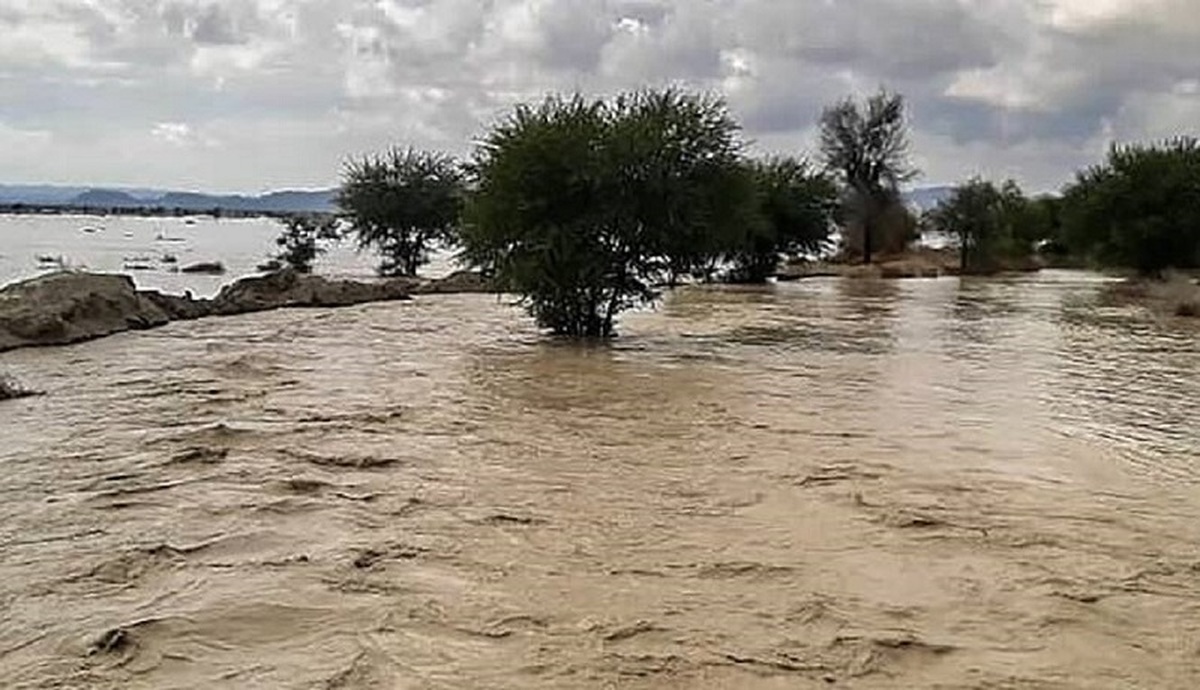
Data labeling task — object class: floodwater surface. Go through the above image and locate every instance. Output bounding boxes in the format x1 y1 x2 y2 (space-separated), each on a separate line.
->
1 271 1198 688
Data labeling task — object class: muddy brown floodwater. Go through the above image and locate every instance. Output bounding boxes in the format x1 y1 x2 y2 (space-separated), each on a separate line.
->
1 271 1198 689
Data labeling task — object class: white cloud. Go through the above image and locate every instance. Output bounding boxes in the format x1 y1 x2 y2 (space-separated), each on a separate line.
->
151 121 193 145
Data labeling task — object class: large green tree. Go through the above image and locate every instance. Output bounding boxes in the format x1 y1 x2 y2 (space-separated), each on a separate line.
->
728 157 838 283
819 89 918 264
463 89 756 338
337 148 463 277
1061 137 1200 275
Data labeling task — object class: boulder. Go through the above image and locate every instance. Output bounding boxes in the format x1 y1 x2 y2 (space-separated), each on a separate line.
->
1 372 40 401
141 290 214 321
210 269 412 315
0 272 172 352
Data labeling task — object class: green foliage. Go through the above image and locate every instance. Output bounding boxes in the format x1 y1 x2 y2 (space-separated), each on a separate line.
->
337 147 463 277
274 215 340 273
819 89 918 264
728 157 838 283
463 89 756 338
1025 195 1066 255
925 178 1037 272
607 89 759 284
1061 137 1200 275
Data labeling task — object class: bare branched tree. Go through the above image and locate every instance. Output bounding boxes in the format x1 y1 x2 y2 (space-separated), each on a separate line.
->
819 89 918 264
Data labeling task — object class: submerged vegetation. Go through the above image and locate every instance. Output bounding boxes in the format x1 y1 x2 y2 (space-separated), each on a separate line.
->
923 179 1043 274
274 215 340 273
322 88 1196 337
462 90 758 338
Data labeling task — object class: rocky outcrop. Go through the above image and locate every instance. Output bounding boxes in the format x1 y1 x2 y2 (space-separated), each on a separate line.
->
0 272 173 351
0 269 414 353
210 269 413 315
411 269 495 295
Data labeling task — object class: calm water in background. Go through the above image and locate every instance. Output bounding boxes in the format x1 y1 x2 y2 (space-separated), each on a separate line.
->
0 213 456 296
1 215 1199 688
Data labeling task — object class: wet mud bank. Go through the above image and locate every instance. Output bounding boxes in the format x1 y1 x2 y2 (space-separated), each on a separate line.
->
0 269 492 353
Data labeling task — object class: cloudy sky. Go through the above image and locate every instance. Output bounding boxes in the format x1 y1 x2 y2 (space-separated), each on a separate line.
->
0 0 1197 193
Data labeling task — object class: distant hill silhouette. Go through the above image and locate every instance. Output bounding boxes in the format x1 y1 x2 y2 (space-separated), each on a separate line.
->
0 184 335 213
152 190 335 213
73 189 143 207
2 182 947 215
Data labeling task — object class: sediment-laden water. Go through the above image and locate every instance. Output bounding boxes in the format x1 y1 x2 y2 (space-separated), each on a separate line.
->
1 271 1198 688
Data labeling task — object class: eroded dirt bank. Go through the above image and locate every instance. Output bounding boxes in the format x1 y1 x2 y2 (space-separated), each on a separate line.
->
0 269 491 353
1 272 1198 688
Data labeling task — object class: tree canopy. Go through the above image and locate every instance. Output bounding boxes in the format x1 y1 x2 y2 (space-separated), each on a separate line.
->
462 89 757 337
1060 137 1200 275
336 148 463 277
728 157 838 283
924 178 1038 273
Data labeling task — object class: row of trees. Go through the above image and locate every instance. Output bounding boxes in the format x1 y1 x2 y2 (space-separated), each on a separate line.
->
279 88 915 336
277 85 1196 337
924 137 1200 276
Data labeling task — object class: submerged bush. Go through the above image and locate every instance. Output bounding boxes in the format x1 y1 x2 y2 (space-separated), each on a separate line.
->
464 89 757 338
274 215 340 273
924 178 1037 273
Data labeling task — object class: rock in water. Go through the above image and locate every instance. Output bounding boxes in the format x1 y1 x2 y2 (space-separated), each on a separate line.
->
0 372 40 401
179 261 226 275
0 272 172 351
210 269 412 315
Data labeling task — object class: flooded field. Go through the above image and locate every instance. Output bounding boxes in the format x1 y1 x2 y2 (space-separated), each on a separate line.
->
0 214 454 296
1 271 1198 688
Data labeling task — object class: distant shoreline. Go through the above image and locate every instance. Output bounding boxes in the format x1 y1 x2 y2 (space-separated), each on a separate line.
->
0 204 332 220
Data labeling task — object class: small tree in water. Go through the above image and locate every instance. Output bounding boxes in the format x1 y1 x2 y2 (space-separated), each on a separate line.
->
925 178 1035 273
819 89 918 264
274 215 341 273
463 89 756 338
337 148 463 277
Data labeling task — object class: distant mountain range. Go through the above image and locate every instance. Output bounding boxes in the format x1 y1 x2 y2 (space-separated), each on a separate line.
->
0 183 956 216
0 184 336 214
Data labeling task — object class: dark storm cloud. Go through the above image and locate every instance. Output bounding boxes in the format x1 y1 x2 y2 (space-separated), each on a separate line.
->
0 0 1196 191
